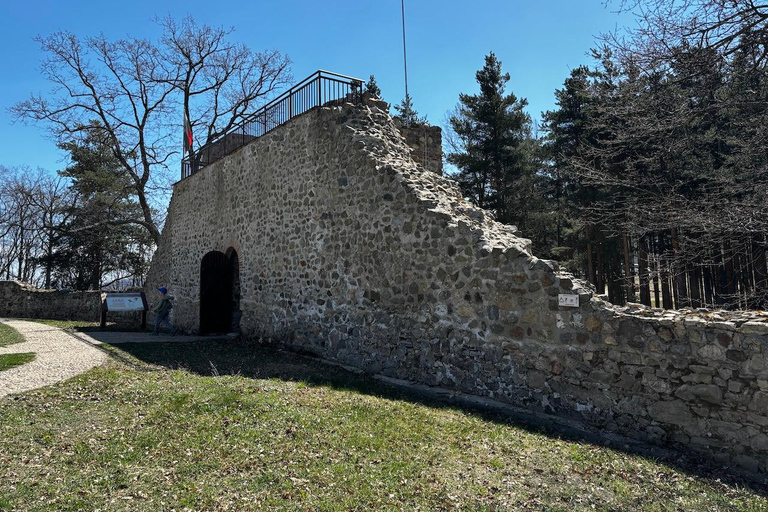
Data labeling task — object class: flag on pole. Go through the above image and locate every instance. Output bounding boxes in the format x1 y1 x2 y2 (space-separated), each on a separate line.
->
183 112 193 154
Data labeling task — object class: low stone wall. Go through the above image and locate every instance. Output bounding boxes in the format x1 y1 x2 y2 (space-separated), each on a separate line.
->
0 281 101 321
147 102 768 475
531 305 768 474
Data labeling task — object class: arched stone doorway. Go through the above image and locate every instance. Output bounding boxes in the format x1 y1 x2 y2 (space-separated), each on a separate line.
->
200 249 241 334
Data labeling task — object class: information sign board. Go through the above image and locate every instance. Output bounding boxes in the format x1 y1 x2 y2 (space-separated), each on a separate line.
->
105 293 146 312
101 292 149 330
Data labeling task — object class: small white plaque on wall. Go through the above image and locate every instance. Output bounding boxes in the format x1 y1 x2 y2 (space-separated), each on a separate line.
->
558 294 580 308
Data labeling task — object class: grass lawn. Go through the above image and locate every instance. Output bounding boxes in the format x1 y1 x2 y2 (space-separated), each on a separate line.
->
0 352 35 371
0 321 26 347
0 331 766 511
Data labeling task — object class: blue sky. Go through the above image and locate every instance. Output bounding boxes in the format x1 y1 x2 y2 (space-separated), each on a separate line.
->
0 1 635 174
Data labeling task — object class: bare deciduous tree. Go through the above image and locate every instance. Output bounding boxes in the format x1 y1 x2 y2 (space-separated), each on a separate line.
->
608 0 768 69
11 18 292 244
29 173 74 288
12 33 173 243
159 16 292 148
0 167 71 286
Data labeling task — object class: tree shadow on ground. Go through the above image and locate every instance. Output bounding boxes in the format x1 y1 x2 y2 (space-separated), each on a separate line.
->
107 337 768 495
31 319 147 333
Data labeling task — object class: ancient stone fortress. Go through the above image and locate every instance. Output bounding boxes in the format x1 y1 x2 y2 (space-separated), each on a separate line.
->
145 98 768 475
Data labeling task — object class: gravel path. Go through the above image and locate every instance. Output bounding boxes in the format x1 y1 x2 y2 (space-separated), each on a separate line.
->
0 319 107 399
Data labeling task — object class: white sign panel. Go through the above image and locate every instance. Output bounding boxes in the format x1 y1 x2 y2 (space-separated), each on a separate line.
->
105 293 145 312
558 294 580 308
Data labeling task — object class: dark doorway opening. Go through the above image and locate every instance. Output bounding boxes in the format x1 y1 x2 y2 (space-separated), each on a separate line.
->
200 249 240 334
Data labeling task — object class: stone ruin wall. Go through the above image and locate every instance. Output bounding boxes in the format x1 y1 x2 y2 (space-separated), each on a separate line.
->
0 281 148 326
0 281 101 321
146 102 768 475
394 120 443 175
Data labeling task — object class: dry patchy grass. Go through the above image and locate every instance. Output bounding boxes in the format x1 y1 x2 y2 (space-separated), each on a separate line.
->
0 338 766 511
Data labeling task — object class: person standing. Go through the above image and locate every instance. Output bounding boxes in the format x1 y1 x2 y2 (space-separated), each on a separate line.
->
153 287 177 335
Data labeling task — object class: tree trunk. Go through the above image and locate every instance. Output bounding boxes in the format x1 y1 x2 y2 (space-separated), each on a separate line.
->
724 242 736 303
608 244 624 304
754 233 768 308
638 236 651 306
44 232 53 289
586 226 596 287
596 247 605 297
703 265 714 307
719 265 729 305
17 225 24 282
88 243 103 290
660 256 673 309
623 234 636 303
733 251 744 308
670 229 688 308
689 266 702 308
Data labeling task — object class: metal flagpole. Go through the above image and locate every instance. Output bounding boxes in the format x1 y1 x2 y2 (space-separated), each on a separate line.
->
401 0 409 100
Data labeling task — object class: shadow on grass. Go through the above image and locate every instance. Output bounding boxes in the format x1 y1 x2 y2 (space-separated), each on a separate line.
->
30 319 147 333
106 338 390 395
106 336 768 495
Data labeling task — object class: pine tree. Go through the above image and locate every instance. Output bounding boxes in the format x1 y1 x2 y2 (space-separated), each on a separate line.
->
541 65 604 273
446 52 534 226
393 93 427 127
365 75 381 98
54 127 153 289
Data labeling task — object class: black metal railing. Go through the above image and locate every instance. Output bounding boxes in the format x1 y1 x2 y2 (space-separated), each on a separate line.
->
181 70 364 179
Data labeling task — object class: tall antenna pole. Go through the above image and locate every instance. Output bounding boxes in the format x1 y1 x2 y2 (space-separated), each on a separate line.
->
401 0 409 99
